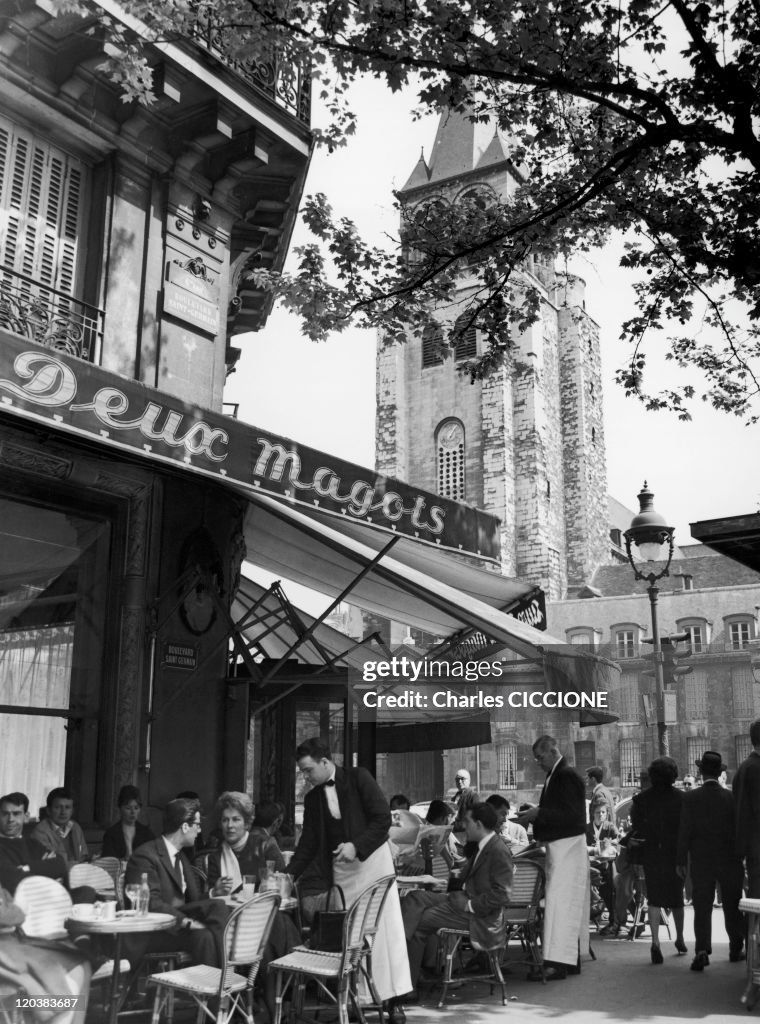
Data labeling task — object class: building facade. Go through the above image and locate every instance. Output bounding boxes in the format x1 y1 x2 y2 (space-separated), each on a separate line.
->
0 0 311 830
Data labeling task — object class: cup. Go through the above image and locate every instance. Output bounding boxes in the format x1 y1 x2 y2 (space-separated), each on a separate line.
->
242 875 257 899
101 901 117 920
281 851 294 867
71 904 95 920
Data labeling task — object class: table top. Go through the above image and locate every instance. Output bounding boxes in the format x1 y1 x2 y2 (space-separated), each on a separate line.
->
217 894 297 912
66 911 176 934
740 898 760 914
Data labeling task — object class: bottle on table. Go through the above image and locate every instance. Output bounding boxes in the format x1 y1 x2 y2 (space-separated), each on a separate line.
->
137 872 150 916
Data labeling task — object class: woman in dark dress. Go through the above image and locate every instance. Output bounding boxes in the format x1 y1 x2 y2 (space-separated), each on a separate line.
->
101 785 154 859
631 756 687 963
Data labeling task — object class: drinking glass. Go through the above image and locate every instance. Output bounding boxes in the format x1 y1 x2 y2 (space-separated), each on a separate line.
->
124 884 140 911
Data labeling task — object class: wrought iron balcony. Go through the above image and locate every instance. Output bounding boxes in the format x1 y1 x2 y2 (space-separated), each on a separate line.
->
0 267 103 362
190 16 311 125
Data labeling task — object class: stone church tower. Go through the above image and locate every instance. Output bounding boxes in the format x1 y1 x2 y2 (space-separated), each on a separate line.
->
376 109 610 599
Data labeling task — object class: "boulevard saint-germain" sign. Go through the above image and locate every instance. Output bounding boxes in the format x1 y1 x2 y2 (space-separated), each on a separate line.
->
0 337 501 560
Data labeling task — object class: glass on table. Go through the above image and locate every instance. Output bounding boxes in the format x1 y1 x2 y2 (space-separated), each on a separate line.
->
124 883 140 910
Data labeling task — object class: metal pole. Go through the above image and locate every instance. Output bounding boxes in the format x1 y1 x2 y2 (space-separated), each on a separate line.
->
647 583 668 757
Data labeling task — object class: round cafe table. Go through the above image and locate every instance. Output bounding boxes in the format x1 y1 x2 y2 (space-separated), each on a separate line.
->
739 898 760 1009
66 911 175 1024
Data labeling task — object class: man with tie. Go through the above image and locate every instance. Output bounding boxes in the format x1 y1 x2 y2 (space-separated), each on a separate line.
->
289 738 411 1021
125 797 228 966
400 802 513 988
516 735 589 980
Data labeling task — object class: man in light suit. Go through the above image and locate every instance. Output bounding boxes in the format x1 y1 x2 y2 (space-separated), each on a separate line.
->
124 798 228 966
678 750 745 971
401 802 513 988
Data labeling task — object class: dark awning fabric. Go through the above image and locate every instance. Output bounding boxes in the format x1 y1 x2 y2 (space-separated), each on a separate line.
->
375 716 492 753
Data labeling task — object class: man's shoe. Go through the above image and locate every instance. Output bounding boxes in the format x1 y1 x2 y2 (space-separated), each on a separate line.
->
386 1001 407 1024
730 950 747 963
528 966 567 981
690 951 710 972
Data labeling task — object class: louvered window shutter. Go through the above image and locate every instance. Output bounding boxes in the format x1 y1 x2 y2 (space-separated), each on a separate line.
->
0 114 85 300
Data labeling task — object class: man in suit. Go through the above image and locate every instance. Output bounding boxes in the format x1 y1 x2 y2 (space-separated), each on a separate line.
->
31 787 89 867
401 802 513 987
451 769 478 834
677 750 745 971
0 792 66 893
289 738 410 1021
124 797 228 967
586 766 615 823
516 735 588 980
733 718 760 898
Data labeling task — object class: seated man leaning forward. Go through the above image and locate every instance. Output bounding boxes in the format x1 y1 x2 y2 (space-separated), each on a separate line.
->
401 802 513 989
0 792 67 893
124 798 229 968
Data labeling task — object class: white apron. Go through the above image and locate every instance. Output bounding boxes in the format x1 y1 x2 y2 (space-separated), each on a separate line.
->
542 833 590 966
332 841 412 1001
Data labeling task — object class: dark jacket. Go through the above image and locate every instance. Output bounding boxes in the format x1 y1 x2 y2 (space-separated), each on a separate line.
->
125 837 205 921
631 785 682 862
101 821 155 860
0 836 66 894
459 833 513 949
533 757 586 843
289 765 391 886
676 779 742 869
733 750 760 863
206 828 285 890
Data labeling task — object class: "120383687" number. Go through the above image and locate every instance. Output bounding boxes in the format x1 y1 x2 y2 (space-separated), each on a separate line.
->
16 998 81 1009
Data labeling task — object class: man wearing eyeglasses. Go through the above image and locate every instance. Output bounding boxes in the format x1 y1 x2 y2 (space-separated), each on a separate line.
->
125 797 229 967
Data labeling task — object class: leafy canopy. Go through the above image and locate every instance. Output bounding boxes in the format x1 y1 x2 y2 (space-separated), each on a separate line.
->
78 0 760 419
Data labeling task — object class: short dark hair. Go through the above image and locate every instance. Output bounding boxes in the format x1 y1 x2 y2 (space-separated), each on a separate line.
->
586 766 603 783
117 785 142 807
648 756 679 788
296 737 332 762
164 798 201 834
466 802 498 831
750 719 760 748
532 735 558 754
425 800 453 825
46 787 73 808
389 794 411 810
0 792 29 812
253 800 283 829
175 790 200 800
486 794 510 812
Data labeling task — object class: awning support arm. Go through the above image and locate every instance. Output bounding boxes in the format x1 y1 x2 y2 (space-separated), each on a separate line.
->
257 536 400 687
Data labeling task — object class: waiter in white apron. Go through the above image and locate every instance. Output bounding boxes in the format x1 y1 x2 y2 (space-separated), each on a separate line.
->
288 738 412 1021
516 734 590 981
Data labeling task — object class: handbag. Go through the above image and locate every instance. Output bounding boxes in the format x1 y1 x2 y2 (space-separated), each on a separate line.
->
310 884 347 952
621 830 646 865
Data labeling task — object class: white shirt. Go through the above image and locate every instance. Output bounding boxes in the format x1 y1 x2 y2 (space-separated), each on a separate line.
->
323 765 341 820
162 835 186 893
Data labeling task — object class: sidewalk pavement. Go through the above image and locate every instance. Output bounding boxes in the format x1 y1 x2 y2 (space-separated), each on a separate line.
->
404 906 754 1023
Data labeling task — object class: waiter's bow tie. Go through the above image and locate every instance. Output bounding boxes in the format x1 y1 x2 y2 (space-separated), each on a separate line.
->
324 779 336 787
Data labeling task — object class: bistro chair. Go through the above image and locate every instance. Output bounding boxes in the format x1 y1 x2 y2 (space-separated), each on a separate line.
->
0 985 21 1024
435 924 509 1009
69 862 116 900
91 857 123 904
503 858 545 981
270 875 395 1024
147 891 280 1024
13 876 130 1014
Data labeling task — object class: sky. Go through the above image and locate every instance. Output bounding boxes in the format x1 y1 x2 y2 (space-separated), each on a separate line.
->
224 77 760 554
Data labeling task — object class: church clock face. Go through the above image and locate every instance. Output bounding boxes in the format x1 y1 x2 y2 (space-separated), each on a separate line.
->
440 422 463 448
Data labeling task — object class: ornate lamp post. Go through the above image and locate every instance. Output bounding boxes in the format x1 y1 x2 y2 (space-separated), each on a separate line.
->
624 482 675 756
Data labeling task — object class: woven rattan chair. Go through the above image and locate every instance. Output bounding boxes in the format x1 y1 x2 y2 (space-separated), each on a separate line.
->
270 875 395 1024
147 891 280 1024
68 862 116 900
0 985 21 1024
503 857 545 980
91 857 123 904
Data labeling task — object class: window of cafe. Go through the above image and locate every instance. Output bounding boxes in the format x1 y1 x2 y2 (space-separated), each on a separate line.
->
0 488 115 821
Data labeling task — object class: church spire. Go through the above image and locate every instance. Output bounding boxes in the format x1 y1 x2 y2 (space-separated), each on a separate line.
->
401 147 430 190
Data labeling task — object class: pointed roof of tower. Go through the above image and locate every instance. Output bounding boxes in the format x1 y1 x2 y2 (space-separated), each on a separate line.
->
401 148 431 190
400 108 514 193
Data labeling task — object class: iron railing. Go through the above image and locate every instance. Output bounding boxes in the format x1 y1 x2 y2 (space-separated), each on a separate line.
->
191 16 311 125
0 266 103 362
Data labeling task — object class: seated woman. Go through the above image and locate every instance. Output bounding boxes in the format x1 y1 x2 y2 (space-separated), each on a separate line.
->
207 792 296 1024
101 785 154 860
206 793 284 895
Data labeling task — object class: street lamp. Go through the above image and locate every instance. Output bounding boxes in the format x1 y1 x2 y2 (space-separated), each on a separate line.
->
624 482 675 756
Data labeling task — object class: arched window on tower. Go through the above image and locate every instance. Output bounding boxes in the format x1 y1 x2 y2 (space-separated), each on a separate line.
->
421 323 445 368
436 419 465 501
453 313 478 360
